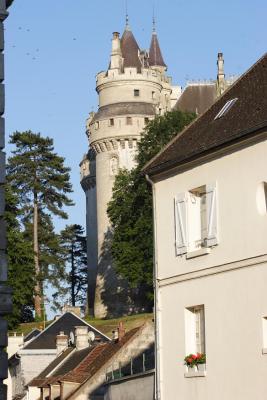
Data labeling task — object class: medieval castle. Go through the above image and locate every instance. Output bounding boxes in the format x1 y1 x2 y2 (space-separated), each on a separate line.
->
80 18 234 318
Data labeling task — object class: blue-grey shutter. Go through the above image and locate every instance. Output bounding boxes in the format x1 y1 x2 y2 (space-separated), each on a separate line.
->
174 193 187 255
205 183 218 247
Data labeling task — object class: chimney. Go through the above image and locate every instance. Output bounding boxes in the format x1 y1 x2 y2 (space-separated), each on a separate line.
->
117 321 126 342
217 52 225 96
75 326 88 350
56 331 68 355
110 32 122 70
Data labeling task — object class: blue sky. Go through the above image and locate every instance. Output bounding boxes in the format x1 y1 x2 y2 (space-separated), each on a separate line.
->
5 0 267 314
5 0 267 231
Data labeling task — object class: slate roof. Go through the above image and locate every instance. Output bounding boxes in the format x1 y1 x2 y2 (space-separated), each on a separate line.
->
149 32 166 68
121 28 142 71
175 83 217 115
23 312 110 350
91 102 155 123
144 53 267 176
24 328 41 343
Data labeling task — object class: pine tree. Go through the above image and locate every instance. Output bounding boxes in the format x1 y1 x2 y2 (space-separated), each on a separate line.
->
7 131 74 319
60 224 87 307
5 183 35 329
107 110 196 304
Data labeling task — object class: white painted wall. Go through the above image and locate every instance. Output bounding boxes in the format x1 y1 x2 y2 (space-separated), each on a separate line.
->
152 136 267 400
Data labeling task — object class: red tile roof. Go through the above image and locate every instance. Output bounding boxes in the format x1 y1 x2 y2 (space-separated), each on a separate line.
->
61 327 140 384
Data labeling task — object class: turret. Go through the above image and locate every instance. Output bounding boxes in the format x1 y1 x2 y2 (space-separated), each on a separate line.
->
148 18 167 72
110 32 122 70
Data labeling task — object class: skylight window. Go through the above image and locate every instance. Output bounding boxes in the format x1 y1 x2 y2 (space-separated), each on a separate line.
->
214 98 238 120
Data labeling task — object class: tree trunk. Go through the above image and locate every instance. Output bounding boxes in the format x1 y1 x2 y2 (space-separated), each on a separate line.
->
33 192 42 318
71 242 75 306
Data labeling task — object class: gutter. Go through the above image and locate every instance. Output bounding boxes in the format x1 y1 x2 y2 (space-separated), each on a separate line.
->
145 174 161 400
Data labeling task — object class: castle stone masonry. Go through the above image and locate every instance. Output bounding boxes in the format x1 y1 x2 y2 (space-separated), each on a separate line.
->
81 19 230 318
80 20 177 318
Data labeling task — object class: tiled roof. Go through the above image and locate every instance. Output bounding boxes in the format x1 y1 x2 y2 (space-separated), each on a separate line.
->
61 327 140 385
91 102 155 123
121 28 142 71
148 32 166 68
28 347 74 387
31 347 94 388
144 53 267 176
23 312 109 350
175 84 217 115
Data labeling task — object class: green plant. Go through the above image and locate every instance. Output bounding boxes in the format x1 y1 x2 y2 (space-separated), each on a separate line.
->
184 353 206 368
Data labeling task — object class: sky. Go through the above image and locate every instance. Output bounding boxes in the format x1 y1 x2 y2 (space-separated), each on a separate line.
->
4 0 267 315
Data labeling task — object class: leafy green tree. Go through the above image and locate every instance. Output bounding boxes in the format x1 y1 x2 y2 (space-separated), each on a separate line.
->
7 131 74 319
5 183 35 329
107 110 195 304
59 224 87 307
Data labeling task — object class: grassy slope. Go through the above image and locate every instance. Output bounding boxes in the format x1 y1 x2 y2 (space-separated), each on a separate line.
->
10 313 153 338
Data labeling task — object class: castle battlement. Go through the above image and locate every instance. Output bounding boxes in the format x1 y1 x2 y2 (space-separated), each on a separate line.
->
96 67 171 87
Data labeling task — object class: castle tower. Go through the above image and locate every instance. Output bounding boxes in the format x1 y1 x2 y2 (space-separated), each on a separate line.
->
80 20 176 318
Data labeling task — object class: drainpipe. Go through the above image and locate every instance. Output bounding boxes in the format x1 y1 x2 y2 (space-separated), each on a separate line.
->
145 174 161 400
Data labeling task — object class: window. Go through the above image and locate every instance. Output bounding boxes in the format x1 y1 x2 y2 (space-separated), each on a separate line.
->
126 117 132 125
185 305 205 354
174 183 218 256
152 91 155 99
214 98 238 120
256 182 267 215
95 121 99 130
134 89 140 97
144 117 149 125
109 118 114 127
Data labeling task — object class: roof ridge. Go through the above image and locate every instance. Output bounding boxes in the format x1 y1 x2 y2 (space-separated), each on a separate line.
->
143 52 267 174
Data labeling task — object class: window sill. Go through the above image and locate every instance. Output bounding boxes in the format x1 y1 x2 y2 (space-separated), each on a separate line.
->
184 365 206 378
186 247 211 259
262 348 267 354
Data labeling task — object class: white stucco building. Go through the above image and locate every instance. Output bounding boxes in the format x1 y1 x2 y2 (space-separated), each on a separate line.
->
144 53 267 399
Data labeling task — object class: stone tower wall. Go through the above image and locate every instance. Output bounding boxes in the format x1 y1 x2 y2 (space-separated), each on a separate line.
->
81 30 174 318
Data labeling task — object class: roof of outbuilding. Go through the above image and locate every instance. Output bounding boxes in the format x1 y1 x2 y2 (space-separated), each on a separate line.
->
121 28 142 71
148 32 166 68
175 83 217 115
28 347 74 387
91 102 156 123
144 53 267 176
23 312 110 350
29 325 143 392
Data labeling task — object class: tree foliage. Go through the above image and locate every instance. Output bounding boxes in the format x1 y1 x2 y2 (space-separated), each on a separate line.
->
7 131 74 318
107 110 195 304
5 183 35 329
59 224 87 307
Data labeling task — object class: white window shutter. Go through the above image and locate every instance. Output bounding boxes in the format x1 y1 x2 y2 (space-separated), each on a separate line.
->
174 193 187 255
205 183 218 247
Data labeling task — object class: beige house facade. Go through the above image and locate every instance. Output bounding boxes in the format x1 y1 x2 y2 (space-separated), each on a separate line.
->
144 54 267 399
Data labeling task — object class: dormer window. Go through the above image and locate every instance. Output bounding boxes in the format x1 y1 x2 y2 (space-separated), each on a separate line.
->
214 98 238 120
134 89 140 97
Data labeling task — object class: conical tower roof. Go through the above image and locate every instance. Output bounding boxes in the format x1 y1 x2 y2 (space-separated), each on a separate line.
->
120 22 142 71
149 29 167 69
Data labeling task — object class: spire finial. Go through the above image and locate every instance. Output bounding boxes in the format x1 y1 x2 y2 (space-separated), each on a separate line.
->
125 0 130 30
152 2 156 34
